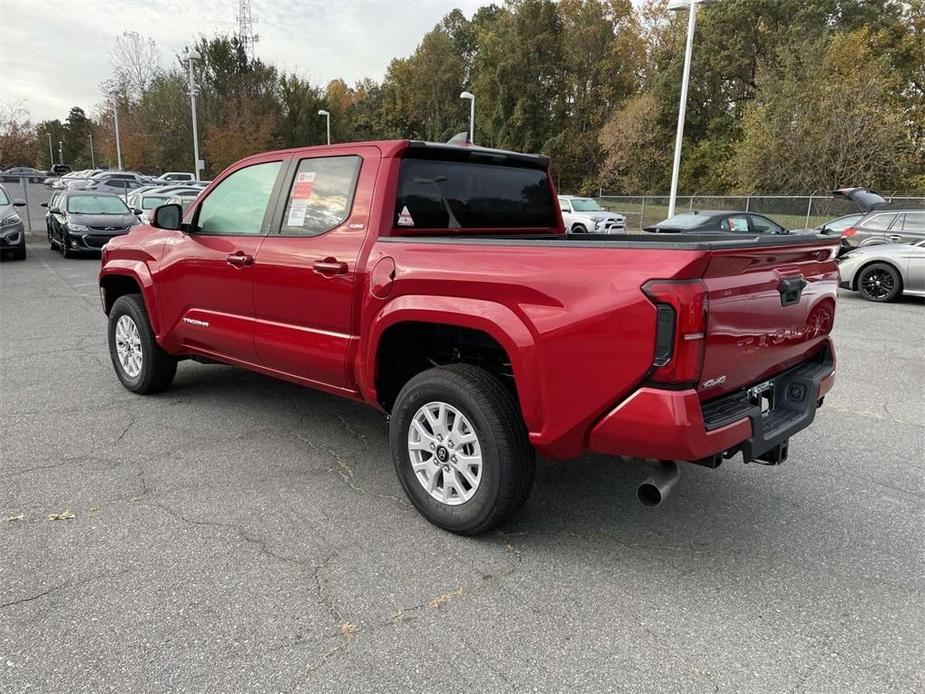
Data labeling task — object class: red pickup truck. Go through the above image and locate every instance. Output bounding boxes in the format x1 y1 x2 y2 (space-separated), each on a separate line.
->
99 140 838 534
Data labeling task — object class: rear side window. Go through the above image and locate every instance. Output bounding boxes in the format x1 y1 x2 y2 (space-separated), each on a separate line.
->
864 213 896 230
395 159 556 230
902 212 925 232
722 216 750 233
279 156 361 236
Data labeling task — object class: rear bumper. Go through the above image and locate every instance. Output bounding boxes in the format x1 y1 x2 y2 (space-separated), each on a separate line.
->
589 342 835 464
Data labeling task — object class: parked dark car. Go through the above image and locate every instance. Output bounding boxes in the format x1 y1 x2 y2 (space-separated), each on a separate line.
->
45 192 141 258
1 166 45 183
645 210 789 234
51 164 72 176
0 184 27 260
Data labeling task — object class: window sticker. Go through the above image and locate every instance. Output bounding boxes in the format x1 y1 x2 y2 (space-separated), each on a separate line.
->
287 198 309 227
397 205 415 227
293 171 316 200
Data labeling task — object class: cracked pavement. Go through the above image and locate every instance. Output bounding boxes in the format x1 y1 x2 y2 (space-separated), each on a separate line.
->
1 236 923 693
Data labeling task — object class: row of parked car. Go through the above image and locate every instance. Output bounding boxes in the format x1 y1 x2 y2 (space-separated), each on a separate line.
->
558 187 924 303
42 180 208 258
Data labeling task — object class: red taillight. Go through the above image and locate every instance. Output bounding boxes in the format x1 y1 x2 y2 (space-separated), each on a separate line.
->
642 279 708 386
841 227 857 237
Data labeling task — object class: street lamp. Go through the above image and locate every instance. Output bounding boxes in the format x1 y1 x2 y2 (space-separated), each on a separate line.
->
47 133 54 169
318 110 331 145
666 0 715 218
185 48 203 181
111 92 123 170
58 141 63 165
460 91 475 144
88 131 95 169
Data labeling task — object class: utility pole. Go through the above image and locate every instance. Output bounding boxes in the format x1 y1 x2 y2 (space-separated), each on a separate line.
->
186 48 203 180
47 133 54 169
58 141 63 165
667 0 715 219
112 94 123 170
89 131 96 168
318 110 331 145
460 91 475 144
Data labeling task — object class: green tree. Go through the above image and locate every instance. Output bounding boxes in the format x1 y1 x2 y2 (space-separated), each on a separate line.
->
471 0 566 151
735 29 911 193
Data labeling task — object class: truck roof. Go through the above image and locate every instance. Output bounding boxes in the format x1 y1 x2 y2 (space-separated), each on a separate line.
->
230 139 550 171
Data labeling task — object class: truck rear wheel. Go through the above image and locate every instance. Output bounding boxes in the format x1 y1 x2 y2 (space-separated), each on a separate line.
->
390 364 535 535
108 294 178 394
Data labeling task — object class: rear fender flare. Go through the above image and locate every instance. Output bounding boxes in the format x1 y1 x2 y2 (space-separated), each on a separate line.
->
360 295 543 433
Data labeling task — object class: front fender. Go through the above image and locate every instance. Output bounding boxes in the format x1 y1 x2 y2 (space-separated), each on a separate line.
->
359 295 544 434
99 260 162 337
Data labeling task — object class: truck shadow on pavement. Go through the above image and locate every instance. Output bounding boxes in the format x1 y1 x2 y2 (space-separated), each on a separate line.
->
160 360 848 559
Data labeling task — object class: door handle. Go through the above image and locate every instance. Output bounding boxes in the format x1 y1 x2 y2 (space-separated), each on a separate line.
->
887 235 903 242
313 257 348 276
226 252 254 267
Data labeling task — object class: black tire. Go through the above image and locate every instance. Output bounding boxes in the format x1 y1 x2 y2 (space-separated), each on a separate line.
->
48 228 55 250
12 246 26 260
857 262 901 302
60 231 72 258
390 364 535 535
572 224 587 234
108 294 177 394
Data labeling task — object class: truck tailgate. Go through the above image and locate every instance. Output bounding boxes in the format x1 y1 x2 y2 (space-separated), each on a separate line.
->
697 238 840 400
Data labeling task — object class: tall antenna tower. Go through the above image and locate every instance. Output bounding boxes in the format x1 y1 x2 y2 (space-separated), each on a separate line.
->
236 0 259 60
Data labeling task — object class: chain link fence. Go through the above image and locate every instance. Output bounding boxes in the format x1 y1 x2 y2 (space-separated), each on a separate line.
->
598 194 925 232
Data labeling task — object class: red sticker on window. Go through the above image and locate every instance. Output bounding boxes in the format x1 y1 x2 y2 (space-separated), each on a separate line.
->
293 171 316 199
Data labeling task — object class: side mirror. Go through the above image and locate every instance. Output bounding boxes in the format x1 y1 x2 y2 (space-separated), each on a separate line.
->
132 208 143 215
40 202 48 208
152 203 183 230
49 206 61 214
13 199 26 207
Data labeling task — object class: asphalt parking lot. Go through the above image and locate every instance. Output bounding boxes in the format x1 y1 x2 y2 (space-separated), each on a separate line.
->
2 220 923 691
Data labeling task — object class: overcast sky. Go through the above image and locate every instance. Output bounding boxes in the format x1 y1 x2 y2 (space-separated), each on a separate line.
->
1 0 497 123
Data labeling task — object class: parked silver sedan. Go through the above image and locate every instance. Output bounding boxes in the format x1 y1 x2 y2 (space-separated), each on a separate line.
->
837 240 925 302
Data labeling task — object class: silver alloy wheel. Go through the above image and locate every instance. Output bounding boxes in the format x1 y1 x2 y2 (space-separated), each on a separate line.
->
408 401 483 505
115 315 143 378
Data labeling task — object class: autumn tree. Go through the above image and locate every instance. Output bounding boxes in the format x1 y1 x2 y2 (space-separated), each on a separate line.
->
735 29 911 193
0 102 34 169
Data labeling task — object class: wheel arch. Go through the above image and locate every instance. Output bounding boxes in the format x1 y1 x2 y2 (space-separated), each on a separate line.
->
851 258 903 293
99 263 161 335
361 296 543 434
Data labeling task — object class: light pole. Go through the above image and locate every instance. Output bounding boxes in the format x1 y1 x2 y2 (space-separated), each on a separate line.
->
111 93 123 170
460 91 475 144
58 141 63 165
185 48 203 180
47 133 54 169
318 110 330 145
88 131 95 168
666 0 714 218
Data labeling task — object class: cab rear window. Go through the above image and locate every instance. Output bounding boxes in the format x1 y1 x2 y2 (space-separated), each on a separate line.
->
395 159 556 231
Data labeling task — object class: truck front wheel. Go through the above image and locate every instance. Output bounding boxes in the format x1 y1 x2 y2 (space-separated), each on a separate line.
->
390 364 535 535
107 294 178 394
